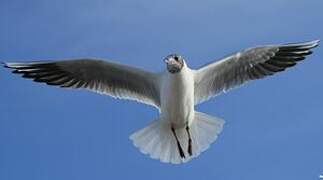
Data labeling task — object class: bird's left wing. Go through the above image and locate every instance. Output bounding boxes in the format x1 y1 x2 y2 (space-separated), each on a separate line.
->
3 58 161 108
194 40 319 105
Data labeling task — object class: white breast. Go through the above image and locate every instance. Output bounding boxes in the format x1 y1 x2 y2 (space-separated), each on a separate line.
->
160 66 195 128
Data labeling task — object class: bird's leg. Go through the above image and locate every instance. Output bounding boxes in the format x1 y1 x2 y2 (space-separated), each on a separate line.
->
171 126 186 159
186 124 193 156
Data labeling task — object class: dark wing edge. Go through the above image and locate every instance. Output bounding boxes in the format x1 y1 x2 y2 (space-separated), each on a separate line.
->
2 59 161 108
194 40 320 104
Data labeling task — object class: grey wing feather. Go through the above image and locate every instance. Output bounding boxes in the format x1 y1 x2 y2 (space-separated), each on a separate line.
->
194 40 319 105
3 58 161 108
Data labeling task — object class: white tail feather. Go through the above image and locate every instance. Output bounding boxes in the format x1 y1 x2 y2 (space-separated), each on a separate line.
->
130 111 225 164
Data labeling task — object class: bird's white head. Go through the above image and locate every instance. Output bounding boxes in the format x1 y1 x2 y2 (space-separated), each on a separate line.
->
164 54 185 74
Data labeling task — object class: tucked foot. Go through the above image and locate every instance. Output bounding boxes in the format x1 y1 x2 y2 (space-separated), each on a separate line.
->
186 125 193 156
171 127 186 159
177 141 186 159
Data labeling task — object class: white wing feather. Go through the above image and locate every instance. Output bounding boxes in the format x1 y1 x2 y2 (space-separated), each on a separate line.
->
4 58 161 108
194 40 319 105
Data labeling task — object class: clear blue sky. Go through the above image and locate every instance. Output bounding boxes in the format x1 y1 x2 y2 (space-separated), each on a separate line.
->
0 0 322 179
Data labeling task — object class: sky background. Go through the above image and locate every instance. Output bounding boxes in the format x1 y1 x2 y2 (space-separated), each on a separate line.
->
0 0 322 179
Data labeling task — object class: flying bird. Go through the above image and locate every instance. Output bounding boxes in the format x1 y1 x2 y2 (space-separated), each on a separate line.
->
3 40 319 164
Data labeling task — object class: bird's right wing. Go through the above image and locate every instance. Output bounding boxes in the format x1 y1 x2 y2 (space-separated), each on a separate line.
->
3 59 161 108
194 40 319 105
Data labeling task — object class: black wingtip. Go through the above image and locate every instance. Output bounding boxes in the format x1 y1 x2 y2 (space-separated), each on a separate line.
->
308 39 320 48
282 40 320 52
309 39 320 47
1 62 9 68
313 39 320 48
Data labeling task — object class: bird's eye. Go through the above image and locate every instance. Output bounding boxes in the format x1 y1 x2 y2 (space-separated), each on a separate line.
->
174 56 179 61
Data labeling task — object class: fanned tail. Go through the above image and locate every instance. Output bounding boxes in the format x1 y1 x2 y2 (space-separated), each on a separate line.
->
130 111 225 164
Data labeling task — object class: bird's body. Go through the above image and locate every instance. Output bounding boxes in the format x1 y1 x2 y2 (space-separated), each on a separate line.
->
3 40 320 164
160 63 194 128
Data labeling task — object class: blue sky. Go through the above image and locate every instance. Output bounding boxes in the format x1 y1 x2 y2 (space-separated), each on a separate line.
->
0 0 322 179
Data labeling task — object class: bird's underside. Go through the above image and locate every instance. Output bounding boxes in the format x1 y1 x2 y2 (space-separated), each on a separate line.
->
3 40 319 163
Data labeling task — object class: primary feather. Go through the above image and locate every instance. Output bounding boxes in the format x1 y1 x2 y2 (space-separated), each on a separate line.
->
194 40 319 104
3 59 161 108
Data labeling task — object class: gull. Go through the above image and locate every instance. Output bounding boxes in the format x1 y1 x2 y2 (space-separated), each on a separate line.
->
3 40 319 164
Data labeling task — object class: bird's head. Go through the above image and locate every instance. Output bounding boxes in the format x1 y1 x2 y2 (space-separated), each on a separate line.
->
164 54 185 74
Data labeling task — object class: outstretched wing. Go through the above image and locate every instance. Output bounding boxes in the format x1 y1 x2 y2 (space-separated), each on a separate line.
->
194 40 319 105
3 58 161 108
